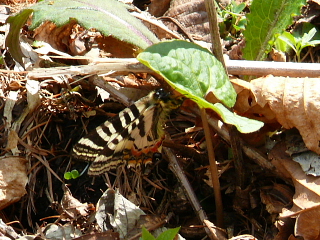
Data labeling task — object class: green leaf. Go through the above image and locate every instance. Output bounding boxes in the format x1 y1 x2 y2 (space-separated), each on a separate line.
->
189 96 263 133
70 169 80 179
243 0 306 61
278 32 297 52
301 28 320 47
6 0 158 64
138 40 236 108
138 40 264 133
31 0 158 47
156 227 180 240
64 170 80 180
141 227 156 240
232 2 246 14
274 35 288 52
306 40 320 46
211 103 263 133
302 27 316 43
64 172 72 180
5 9 34 65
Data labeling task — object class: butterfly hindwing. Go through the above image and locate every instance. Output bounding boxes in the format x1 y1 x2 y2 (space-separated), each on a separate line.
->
72 89 182 175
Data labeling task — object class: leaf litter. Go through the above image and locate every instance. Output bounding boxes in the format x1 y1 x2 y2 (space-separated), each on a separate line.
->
1 0 320 240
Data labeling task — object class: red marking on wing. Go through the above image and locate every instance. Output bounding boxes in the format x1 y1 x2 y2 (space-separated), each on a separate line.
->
130 138 164 156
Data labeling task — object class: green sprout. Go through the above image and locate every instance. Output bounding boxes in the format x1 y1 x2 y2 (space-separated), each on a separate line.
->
217 0 247 40
275 27 320 62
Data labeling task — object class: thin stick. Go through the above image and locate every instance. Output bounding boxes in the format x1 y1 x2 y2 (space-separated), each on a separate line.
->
228 125 245 189
204 0 226 70
28 59 320 78
200 107 224 228
164 147 226 240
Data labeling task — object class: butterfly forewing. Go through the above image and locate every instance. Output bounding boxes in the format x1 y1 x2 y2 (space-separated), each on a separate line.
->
72 89 182 175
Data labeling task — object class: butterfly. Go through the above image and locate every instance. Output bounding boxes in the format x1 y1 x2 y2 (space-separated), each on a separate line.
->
72 88 183 175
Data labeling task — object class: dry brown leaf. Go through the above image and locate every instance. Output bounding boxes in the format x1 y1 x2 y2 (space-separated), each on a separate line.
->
164 0 210 42
232 76 320 155
269 143 320 240
0 156 27 210
260 183 294 214
5 129 19 154
42 223 82 239
34 21 135 58
59 186 90 220
295 206 320 240
68 231 120 240
148 0 171 17
274 218 295 240
132 11 182 40
229 234 258 240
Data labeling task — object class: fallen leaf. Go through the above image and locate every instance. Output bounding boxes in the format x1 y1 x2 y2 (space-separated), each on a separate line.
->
164 0 210 42
59 185 90 220
295 206 320 240
43 223 82 240
232 76 320 154
0 156 27 210
269 142 320 240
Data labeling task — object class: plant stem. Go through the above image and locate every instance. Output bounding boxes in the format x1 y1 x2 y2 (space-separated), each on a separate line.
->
204 0 226 70
200 107 224 228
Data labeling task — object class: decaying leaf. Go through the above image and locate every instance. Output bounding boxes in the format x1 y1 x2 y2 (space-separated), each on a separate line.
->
59 185 90 220
232 76 320 154
269 142 320 240
292 151 320 176
164 0 210 42
42 223 82 240
96 188 145 238
260 183 294 214
0 156 27 210
95 188 181 239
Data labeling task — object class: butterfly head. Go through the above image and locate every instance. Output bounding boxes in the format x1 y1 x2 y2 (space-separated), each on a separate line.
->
153 88 184 110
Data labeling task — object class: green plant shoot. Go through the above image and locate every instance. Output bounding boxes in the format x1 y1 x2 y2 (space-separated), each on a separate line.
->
217 0 247 39
243 0 306 61
275 27 320 62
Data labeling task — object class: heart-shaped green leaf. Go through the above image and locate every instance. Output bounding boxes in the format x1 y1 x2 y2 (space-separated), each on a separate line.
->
138 40 264 133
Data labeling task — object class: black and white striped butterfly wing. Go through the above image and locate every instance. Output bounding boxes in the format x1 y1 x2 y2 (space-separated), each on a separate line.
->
72 89 183 175
73 94 149 155
87 105 162 175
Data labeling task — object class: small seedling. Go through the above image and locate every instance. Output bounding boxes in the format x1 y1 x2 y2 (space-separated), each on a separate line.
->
217 0 247 39
64 169 80 180
275 27 320 62
140 227 180 240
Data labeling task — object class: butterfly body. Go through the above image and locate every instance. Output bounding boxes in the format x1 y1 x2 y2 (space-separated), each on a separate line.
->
72 89 182 175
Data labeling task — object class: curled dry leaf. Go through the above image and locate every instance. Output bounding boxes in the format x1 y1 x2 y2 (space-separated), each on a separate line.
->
0 156 27 210
232 76 320 155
